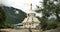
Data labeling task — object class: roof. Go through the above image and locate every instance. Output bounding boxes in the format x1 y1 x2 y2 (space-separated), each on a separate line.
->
12 23 23 26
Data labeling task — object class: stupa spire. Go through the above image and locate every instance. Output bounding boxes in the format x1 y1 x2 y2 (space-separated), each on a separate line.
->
30 3 32 11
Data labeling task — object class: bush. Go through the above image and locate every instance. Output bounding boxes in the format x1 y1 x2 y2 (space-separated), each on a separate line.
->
40 21 59 31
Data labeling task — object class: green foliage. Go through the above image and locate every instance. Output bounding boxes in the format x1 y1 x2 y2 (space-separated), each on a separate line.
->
35 0 60 30
2 22 11 28
0 6 26 28
40 20 60 31
3 6 26 25
0 7 6 28
0 7 5 22
46 21 57 30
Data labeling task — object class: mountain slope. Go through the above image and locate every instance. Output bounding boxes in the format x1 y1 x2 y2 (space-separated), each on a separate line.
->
2 6 26 25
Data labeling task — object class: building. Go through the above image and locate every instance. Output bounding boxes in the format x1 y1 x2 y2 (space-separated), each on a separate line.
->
22 3 40 28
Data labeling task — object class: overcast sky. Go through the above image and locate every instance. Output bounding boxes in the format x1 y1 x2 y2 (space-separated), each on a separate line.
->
0 0 43 17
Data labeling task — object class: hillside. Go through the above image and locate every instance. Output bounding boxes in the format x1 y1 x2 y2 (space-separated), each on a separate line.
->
2 6 26 25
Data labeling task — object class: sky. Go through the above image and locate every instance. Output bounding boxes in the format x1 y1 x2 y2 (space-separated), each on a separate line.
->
0 0 43 17
1 0 43 12
0 0 58 19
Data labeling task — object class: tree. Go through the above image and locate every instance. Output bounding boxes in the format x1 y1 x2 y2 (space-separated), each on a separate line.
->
35 0 60 30
0 7 6 28
43 0 60 22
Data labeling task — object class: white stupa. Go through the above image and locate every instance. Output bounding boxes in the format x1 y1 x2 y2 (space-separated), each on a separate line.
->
22 3 40 28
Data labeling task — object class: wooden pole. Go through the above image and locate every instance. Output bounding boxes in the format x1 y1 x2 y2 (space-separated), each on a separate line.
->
28 27 32 32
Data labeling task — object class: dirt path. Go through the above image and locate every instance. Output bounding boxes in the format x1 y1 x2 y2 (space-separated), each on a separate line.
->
0 29 39 32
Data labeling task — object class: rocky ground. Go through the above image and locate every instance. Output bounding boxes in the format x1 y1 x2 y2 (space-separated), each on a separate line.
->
0 28 60 32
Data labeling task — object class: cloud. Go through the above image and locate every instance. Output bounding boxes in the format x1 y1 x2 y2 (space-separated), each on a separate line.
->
1 0 43 17
1 0 43 11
